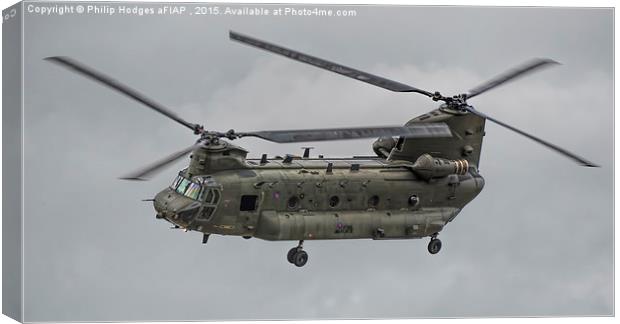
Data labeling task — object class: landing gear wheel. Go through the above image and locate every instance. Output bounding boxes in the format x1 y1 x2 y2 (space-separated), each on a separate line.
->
287 248 298 264
287 240 307 266
293 251 308 267
428 238 442 254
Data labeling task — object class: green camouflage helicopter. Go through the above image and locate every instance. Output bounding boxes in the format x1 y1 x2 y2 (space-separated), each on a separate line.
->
46 31 597 267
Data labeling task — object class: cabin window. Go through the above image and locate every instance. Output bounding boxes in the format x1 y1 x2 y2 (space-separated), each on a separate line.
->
329 196 340 208
240 195 258 211
408 195 419 207
287 196 300 209
368 195 380 207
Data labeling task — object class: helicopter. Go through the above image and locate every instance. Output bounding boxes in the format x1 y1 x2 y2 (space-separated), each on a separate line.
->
46 31 597 267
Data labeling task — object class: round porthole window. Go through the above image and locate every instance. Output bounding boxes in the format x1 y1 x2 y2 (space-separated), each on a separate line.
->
408 195 419 207
368 195 380 207
288 196 300 209
329 196 340 208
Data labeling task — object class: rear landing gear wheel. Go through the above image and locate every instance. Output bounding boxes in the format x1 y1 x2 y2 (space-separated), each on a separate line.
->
287 240 308 267
428 238 442 254
293 251 308 267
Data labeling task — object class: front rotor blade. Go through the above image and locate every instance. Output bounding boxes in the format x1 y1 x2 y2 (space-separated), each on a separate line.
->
466 58 559 99
240 123 451 143
45 56 199 132
230 31 434 97
120 143 203 181
463 107 597 167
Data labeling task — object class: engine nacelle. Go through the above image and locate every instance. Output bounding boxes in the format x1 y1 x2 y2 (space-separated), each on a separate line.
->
411 153 469 180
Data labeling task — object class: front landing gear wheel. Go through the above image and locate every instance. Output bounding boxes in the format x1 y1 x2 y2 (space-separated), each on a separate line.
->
428 238 442 254
287 248 298 263
293 251 308 267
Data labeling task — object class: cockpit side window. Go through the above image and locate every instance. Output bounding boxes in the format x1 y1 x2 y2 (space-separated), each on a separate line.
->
199 207 215 220
201 189 221 203
197 188 221 220
203 189 215 203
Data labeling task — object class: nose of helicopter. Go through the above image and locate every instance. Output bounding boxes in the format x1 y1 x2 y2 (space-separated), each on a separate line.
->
153 188 199 227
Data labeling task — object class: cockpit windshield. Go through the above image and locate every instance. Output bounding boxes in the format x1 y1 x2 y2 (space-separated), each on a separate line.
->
170 175 204 200
170 173 222 220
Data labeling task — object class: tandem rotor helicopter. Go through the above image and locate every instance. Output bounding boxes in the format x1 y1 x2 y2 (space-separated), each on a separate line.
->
47 31 597 267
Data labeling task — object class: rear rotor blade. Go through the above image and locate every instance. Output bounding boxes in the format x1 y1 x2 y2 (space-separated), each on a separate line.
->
466 58 560 99
120 143 203 181
230 31 434 97
45 56 199 132
239 123 451 143
463 106 597 167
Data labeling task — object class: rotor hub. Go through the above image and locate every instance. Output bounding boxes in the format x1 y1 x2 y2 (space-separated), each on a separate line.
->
193 124 205 135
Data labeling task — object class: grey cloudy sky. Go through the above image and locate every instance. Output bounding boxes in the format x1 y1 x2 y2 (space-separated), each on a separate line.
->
18 2 613 321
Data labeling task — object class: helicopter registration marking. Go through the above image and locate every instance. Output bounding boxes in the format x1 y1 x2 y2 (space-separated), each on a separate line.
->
213 224 235 230
335 222 353 234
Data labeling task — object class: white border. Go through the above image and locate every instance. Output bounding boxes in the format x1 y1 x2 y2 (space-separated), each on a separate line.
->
0 1 616 324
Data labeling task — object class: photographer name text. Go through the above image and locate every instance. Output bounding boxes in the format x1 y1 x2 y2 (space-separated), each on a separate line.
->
26 4 357 17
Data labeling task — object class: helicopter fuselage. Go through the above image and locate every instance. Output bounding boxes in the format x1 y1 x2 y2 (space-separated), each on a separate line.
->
153 144 485 241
